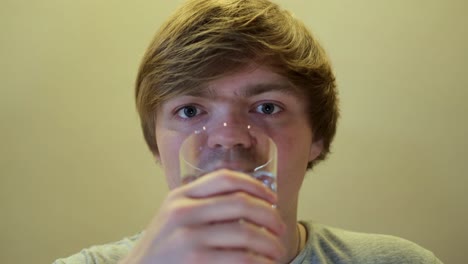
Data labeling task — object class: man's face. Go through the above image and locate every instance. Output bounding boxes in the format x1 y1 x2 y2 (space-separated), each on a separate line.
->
154 63 323 216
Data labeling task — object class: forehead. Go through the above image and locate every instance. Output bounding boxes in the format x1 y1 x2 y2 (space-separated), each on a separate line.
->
181 64 300 98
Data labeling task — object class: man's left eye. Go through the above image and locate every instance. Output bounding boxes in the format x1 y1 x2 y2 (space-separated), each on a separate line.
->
255 103 282 115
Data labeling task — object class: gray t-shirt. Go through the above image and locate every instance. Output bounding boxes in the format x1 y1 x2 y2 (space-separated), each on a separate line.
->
54 221 443 264
291 222 442 264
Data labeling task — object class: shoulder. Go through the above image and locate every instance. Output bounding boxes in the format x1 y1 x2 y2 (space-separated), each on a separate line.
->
53 232 143 264
301 221 442 264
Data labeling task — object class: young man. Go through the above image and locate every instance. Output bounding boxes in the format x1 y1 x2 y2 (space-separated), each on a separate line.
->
55 0 443 263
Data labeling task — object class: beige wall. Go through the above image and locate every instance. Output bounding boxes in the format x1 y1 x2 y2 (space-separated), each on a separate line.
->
1 0 466 263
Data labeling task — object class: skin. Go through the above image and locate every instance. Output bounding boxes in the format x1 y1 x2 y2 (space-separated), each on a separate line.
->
122 63 323 263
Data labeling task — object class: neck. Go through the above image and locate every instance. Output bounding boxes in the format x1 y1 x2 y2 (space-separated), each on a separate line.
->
276 193 303 263
279 219 304 263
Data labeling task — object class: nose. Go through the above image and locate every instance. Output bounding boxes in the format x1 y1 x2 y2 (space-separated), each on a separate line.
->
207 124 253 149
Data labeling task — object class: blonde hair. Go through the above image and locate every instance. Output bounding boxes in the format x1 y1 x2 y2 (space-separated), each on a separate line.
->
135 0 339 169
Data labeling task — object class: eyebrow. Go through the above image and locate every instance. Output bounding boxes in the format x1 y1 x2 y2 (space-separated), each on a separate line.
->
185 82 296 98
240 83 296 97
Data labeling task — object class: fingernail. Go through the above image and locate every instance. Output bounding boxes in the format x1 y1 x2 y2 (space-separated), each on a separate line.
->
270 192 278 203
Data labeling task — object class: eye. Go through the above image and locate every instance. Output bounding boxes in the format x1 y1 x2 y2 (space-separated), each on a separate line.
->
176 105 202 119
255 103 282 115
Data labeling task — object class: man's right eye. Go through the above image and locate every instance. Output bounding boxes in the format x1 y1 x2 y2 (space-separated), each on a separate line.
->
176 105 201 119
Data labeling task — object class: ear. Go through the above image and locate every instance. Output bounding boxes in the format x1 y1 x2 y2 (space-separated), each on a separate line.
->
308 139 324 162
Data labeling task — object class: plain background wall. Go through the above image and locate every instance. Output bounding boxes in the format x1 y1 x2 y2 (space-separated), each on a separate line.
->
1 0 467 263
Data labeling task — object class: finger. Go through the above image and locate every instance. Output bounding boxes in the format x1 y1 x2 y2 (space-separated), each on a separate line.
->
197 220 286 260
206 250 276 264
179 169 277 204
179 191 285 236
198 248 277 264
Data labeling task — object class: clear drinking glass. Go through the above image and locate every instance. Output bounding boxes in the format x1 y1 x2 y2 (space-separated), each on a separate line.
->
179 124 277 192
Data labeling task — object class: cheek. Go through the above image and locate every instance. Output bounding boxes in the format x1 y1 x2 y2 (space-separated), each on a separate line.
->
274 128 312 190
276 136 310 173
156 132 184 189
